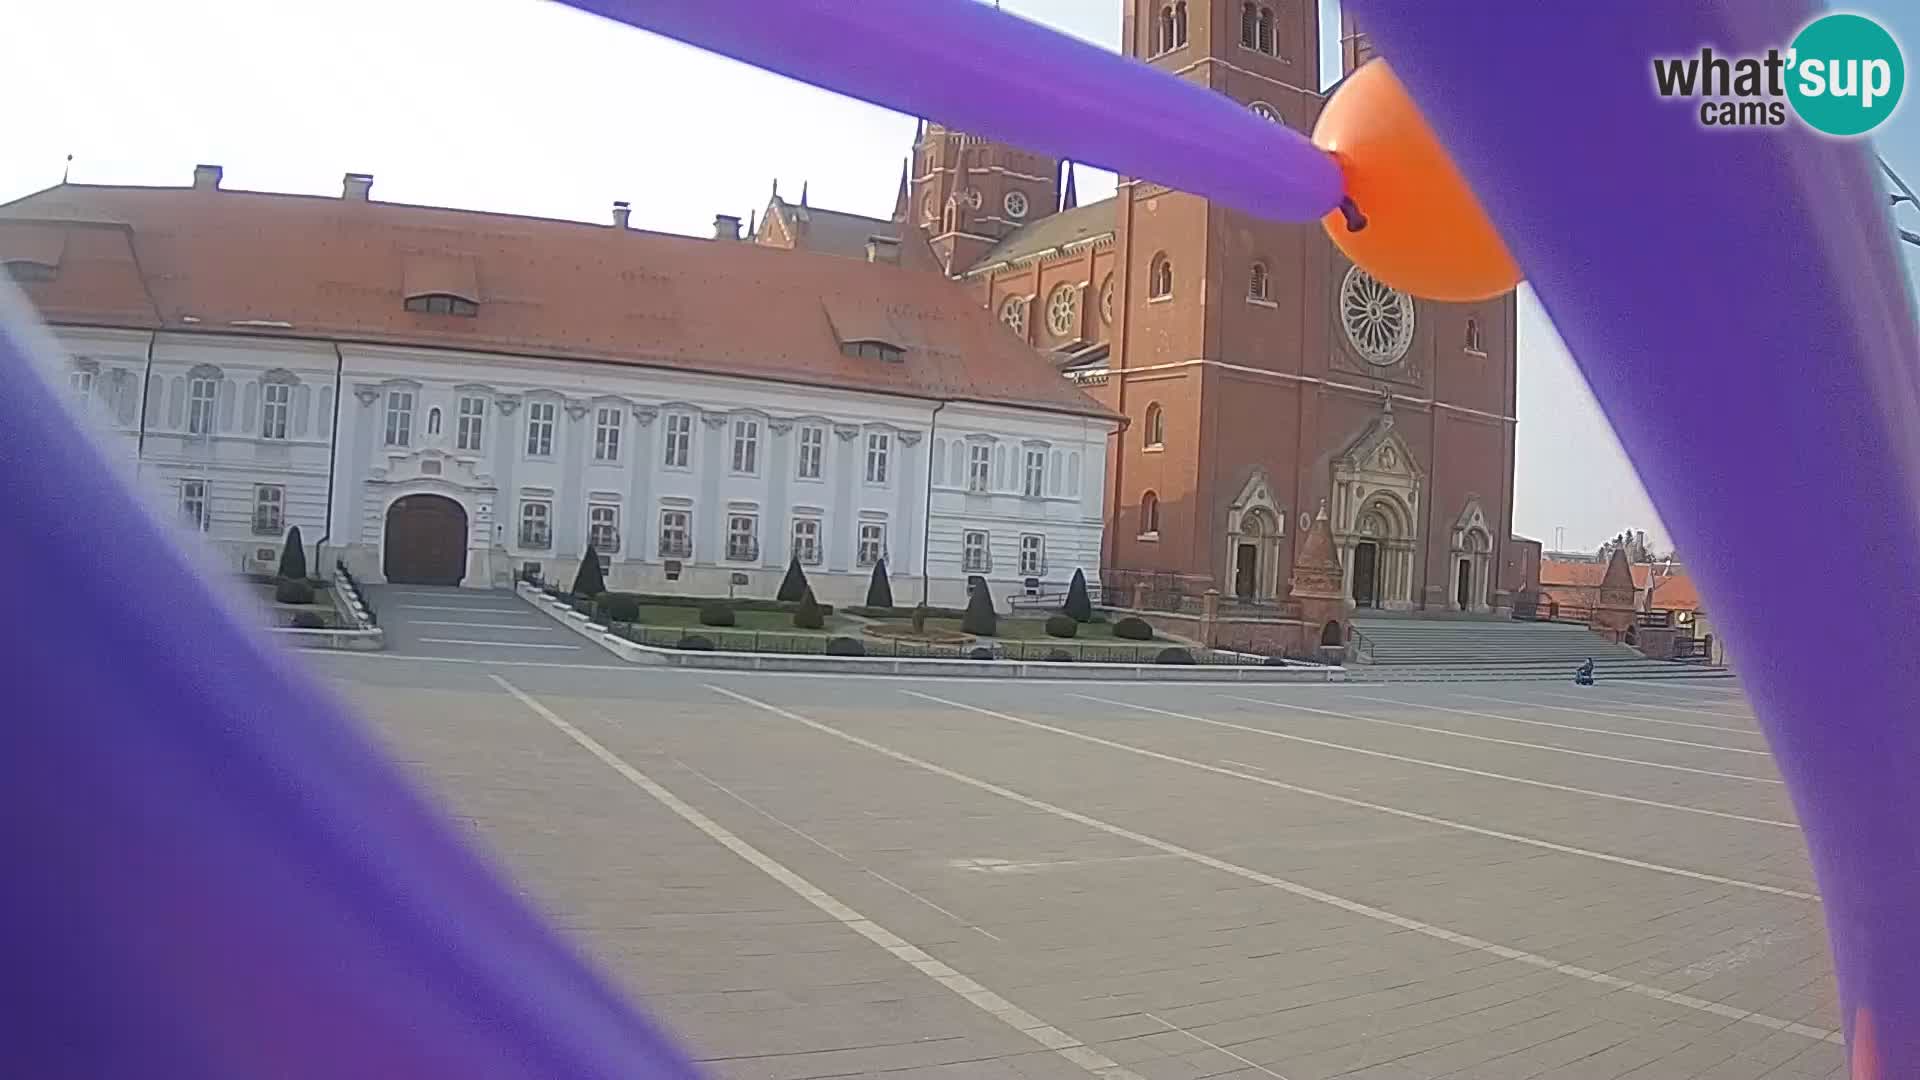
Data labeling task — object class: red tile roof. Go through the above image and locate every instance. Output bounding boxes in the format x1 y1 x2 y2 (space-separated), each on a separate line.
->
1 182 1114 421
1538 558 1702 611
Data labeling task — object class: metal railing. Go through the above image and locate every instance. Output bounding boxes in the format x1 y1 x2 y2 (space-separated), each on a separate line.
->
1346 625 1376 664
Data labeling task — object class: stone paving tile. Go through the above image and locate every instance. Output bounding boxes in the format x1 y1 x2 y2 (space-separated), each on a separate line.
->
323 665 1842 1080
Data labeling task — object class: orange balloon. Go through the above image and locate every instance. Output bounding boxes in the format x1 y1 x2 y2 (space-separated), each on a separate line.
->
1312 60 1521 303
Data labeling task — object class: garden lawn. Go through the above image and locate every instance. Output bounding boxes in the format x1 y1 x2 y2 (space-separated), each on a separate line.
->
629 605 853 634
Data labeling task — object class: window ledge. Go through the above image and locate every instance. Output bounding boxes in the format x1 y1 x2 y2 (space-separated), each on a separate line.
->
1464 348 1488 357
1247 297 1278 308
1137 531 1161 542
1147 294 1173 304
1143 444 1165 453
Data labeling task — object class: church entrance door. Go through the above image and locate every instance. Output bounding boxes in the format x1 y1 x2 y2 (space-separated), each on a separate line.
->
1352 541 1380 608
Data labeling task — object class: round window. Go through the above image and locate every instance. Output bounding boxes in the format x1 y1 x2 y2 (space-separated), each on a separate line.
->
999 296 1028 337
1099 275 1115 324
1004 190 1029 219
1045 284 1079 338
1339 266 1416 366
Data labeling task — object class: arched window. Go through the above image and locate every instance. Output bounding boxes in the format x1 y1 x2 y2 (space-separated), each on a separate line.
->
1248 261 1270 302
941 198 959 233
1141 491 1161 536
1465 317 1486 354
1174 2 1188 47
1148 253 1173 300
1157 6 1175 53
1143 403 1165 449
1257 6 1275 54
426 407 442 435
1240 2 1258 48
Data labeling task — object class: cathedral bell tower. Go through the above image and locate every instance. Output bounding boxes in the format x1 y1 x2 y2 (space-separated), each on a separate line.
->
906 118 1061 276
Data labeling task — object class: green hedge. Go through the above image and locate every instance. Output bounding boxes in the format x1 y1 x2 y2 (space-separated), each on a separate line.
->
594 591 833 616
845 604 967 620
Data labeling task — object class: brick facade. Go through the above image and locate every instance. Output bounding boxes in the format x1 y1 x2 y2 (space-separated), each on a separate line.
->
759 3 1518 616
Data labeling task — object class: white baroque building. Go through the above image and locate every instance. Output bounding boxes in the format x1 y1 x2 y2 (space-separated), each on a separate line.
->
5 168 1116 609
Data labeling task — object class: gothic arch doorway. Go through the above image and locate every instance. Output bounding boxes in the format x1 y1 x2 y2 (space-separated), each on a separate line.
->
1232 507 1279 599
1344 495 1414 610
1224 469 1285 600
383 494 468 586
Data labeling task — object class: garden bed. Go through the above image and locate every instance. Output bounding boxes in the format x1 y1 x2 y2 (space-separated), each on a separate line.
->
247 577 339 629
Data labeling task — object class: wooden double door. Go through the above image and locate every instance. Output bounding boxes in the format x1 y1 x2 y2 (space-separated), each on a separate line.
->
383 495 468 586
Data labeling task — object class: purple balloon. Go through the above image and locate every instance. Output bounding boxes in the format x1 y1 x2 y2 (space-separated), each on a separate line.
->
0 295 702 1077
566 0 1345 225
1347 0 1919 1068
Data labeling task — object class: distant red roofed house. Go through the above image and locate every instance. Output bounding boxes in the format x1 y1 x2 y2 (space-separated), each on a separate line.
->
1537 557 1703 617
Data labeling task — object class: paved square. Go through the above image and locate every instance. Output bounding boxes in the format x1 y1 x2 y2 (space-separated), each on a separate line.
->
302 589 1841 1079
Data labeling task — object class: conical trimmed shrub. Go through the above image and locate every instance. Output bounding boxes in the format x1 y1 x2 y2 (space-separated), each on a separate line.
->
277 525 308 581
961 580 997 637
1063 568 1093 622
794 587 825 630
866 558 893 608
571 544 607 598
777 555 810 602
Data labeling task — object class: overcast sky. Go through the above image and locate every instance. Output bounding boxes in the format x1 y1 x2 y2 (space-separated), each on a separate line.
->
9 0 1916 555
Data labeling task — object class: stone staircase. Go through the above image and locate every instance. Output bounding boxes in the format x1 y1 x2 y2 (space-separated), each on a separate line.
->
1348 615 1731 682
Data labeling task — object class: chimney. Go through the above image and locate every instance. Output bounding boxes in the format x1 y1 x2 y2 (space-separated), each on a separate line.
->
713 214 742 241
342 172 374 201
192 164 223 191
866 235 902 265
611 200 631 229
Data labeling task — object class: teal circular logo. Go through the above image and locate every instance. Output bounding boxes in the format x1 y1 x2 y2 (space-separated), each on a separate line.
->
1787 13 1904 136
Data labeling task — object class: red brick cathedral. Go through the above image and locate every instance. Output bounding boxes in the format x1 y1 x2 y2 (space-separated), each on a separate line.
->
752 3 1517 615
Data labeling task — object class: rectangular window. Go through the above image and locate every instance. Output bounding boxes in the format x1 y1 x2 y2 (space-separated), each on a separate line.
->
963 530 991 573
252 484 285 536
726 513 760 562
71 369 94 402
1023 448 1045 497
261 382 290 440
525 401 555 457
967 444 991 493
457 395 486 451
865 432 890 484
731 418 759 474
658 509 692 558
588 503 620 553
664 413 692 468
791 517 822 565
188 377 218 435
518 500 551 549
594 407 622 462
857 522 887 568
1020 534 1044 576
797 425 824 479
181 480 209 531
384 390 413 447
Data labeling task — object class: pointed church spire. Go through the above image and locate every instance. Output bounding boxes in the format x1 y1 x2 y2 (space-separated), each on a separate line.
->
771 178 780 201
1060 161 1078 211
800 180 809 207
914 117 925 143
892 157 910 221
747 209 757 239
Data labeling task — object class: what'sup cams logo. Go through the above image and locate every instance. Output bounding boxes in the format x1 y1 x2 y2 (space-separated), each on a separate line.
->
1653 13 1904 136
